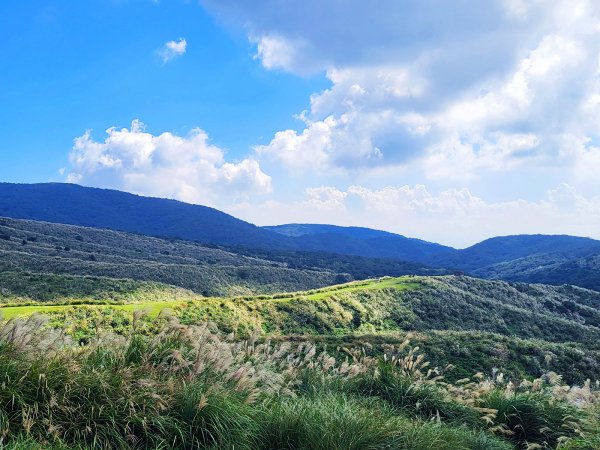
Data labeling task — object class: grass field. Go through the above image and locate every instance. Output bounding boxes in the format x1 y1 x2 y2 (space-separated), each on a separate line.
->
0 276 418 320
302 276 419 300
0 300 188 320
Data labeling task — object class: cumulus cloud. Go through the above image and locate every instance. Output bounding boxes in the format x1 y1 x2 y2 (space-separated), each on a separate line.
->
158 38 187 63
66 120 272 206
202 0 600 187
231 183 600 247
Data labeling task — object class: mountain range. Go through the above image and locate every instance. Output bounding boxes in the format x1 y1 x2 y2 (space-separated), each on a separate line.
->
1 182 599 291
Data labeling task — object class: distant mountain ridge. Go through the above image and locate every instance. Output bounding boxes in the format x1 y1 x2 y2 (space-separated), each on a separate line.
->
265 223 454 262
0 182 289 248
1 182 599 291
0 183 452 261
427 234 600 270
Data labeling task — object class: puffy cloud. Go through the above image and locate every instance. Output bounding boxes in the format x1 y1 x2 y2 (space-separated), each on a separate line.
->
158 38 187 63
59 1 600 247
66 120 272 206
232 183 600 247
203 0 600 185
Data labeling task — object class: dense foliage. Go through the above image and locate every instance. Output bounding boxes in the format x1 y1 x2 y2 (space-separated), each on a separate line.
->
0 217 348 296
0 316 598 449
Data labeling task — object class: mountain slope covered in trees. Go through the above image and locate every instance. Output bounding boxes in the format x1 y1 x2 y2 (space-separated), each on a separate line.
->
0 182 289 247
2 183 600 291
0 216 346 296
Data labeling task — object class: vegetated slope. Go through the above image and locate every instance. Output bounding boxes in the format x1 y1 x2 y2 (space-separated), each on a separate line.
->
265 223 454 261
5 274 600 383
472 251 600 291
174 275 600 382
222 245 450 280
428 234 600 270
194 275 600 349
0 217 348 297
0 271 189 303
0 182 290 247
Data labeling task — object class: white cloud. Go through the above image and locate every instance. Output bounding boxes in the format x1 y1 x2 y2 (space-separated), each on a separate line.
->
252 34 300 71
203 0 600 186
66 120 272 206
202 0 534 74
158 38 187 63
231 183 600 247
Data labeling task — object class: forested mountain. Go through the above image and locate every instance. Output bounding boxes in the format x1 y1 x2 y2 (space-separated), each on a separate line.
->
0 182 289 248
1 183 600 291
472 251 600 291
428 235 600 291
265 223 454 261
428 234 600 270
0 183 453 261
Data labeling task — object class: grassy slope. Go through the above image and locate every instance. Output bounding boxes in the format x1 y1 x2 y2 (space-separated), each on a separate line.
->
0 277 414 319
3 275 600 343
1 313 598 450
3 274 600 384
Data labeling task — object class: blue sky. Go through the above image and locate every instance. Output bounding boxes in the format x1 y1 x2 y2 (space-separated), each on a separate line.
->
2 0 600 246
1 1 328 181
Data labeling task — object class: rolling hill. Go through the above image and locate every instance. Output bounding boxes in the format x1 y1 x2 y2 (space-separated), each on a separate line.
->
1 183 600 291
265 223 454 261
0 182 289 248
0 216 347 297
3 272 600 384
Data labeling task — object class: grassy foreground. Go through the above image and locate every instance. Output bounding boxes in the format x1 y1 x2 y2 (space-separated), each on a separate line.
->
1 314 599 449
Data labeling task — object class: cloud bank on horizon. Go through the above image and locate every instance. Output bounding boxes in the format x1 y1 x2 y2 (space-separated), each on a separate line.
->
65 0 600 247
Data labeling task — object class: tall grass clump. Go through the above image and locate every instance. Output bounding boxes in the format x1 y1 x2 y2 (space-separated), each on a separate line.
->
0 314 282 448
349 341 481 426
0 314 598 449
259 393 512 450
450 371 599 449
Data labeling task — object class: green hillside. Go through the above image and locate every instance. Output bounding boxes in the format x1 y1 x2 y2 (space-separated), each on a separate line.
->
3 274 600 384
2 295 600 450
0 217 349 297
473 252 600 291
2 216 600 449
